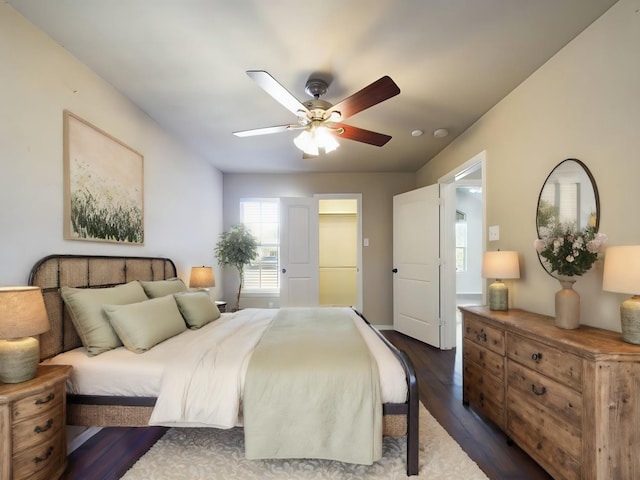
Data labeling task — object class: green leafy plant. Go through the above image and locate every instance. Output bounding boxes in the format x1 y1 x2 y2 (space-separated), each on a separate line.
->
214 224 259 311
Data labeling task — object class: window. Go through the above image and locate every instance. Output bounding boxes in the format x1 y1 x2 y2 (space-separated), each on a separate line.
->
455 210 467 272
240 198 280 292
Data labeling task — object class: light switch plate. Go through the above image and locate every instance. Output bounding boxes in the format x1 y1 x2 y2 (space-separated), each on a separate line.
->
489 225 500 241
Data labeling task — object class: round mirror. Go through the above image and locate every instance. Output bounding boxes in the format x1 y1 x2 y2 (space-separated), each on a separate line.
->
536 158 600 276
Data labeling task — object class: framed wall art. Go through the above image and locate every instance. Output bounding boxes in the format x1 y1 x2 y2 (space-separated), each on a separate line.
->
63 110 144 245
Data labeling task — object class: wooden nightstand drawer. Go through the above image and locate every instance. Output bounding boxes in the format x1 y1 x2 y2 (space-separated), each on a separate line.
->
506 333 582 391
13 407 64 455
463 314 505 355
12 429 65 480
12 383 64 423
0 365 71 480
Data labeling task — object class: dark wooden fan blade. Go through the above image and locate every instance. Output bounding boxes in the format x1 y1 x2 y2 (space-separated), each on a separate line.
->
233 125 292 137
335 124 392 146
329 76 400 120
246 70 309 116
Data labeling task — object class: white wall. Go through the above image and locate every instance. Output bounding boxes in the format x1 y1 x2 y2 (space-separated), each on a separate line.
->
417 0 639 332
0 5 224 291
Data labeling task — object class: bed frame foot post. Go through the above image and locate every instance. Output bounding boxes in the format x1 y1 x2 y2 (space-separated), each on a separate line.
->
400 350 419 476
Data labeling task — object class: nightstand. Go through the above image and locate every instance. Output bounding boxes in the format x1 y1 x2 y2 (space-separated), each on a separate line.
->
0 364 72 480
215 301 227 313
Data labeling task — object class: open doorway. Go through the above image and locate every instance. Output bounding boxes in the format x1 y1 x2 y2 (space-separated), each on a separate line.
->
316 195 362 310
439 152 485 349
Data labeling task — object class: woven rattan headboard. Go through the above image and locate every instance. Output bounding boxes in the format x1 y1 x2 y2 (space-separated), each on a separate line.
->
28 254 177 360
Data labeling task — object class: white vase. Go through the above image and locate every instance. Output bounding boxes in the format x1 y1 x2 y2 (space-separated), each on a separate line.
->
555 276 580 329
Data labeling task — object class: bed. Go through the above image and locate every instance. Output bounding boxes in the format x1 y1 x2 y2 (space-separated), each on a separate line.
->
29 254 419 475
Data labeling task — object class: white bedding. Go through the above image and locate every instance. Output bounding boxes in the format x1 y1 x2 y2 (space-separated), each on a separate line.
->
44 307 407 427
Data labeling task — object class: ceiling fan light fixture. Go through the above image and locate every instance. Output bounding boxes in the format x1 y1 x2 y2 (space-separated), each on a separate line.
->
294 130 319 156
315 126 340 153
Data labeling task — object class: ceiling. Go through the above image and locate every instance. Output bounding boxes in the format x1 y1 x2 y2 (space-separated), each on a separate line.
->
9 0 617 174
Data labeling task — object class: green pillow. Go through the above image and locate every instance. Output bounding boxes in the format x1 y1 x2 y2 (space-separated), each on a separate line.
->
103 295 187 354
139 278 188 298
61 281 149 356
174 291 221 329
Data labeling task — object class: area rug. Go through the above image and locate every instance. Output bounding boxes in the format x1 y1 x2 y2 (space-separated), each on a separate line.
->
121 403 488 479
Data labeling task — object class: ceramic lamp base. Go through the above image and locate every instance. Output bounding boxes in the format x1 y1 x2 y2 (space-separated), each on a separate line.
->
620 296 640 344
488 281 508 311
0 336 40 383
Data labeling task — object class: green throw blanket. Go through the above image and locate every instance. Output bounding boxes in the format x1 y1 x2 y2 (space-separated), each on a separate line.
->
243 307 382 464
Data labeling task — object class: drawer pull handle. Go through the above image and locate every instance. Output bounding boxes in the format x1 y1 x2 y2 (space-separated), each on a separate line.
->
35 393 55 405
34 418 54 434
34 446 53 464
531 352 543 362
477 330 487 342
531 384 547 396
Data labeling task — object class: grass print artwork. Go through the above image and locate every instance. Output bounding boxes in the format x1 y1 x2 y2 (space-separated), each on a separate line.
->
64 111 144 244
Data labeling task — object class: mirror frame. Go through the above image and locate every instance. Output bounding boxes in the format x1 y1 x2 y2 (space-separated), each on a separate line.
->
535 158 600 276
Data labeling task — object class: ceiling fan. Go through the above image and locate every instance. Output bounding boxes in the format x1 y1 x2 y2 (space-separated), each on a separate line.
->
233 70 400 156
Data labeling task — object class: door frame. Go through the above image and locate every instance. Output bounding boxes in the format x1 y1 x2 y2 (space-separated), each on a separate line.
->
314 193 363 312
438 150 486 349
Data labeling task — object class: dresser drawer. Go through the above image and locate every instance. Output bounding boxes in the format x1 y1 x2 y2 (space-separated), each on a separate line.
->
12 383 64 422
463 314 505 356
506 359 582 429
463 359 504 428
13 406 64 455
506 333 582 391
507 388 581 480
12 428 65 480
463 338 504 379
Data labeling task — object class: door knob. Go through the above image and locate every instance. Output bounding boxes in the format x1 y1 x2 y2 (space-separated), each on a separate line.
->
392 268 398 273
281 268 286 274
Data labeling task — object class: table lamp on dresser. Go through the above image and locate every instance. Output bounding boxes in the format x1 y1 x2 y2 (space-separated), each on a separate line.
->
0 286 50 383
482 250 520 311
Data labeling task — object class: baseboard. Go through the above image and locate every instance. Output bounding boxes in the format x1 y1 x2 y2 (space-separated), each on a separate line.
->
67 426 102 454
374 324 393 330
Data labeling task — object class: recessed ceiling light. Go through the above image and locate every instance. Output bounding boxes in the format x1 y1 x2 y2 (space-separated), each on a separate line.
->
411 130 424 137
433 128 449 138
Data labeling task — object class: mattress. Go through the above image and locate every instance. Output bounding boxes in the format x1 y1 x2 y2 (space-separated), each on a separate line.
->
44 308 407 404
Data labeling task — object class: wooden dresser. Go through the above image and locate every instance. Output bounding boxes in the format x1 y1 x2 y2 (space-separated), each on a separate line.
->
460 306 640 480
0 364 72 480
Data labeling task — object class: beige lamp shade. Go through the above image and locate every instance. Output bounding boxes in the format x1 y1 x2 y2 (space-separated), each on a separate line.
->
481 251 520 280
0 286 50 339
603 246 640 295
603 246 640 345
189 266 216 289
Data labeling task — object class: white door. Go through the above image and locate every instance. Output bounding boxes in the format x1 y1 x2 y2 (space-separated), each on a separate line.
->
279 197 319 307
393 184 441 347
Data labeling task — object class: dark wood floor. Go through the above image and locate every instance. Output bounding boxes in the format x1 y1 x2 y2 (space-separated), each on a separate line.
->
63 330 552 480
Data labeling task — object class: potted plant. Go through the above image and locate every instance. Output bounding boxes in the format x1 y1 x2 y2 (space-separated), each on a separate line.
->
214 224 259 311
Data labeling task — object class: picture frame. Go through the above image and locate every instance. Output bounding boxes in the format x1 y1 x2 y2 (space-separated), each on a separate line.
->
63 110 144 245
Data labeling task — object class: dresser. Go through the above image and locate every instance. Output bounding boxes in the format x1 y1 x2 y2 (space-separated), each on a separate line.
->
460 306 640 480
0 364 72 480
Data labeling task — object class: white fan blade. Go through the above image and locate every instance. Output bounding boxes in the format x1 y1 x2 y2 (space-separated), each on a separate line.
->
247 70 309 117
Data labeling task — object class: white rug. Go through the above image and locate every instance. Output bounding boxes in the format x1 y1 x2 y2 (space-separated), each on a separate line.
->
122 403 488 479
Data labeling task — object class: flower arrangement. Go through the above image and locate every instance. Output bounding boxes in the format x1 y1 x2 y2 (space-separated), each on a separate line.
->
534 223 607 277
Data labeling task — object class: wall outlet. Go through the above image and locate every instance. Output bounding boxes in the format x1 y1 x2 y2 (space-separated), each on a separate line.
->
363 238 369 247
489 225 500 241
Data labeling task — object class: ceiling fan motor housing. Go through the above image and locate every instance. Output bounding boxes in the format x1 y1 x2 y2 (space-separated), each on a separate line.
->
305 78 329 98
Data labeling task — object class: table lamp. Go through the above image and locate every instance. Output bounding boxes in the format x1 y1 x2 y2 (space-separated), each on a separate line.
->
602 245 640 344
189 266 215 290
0 286 50 383
482 251 520 311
